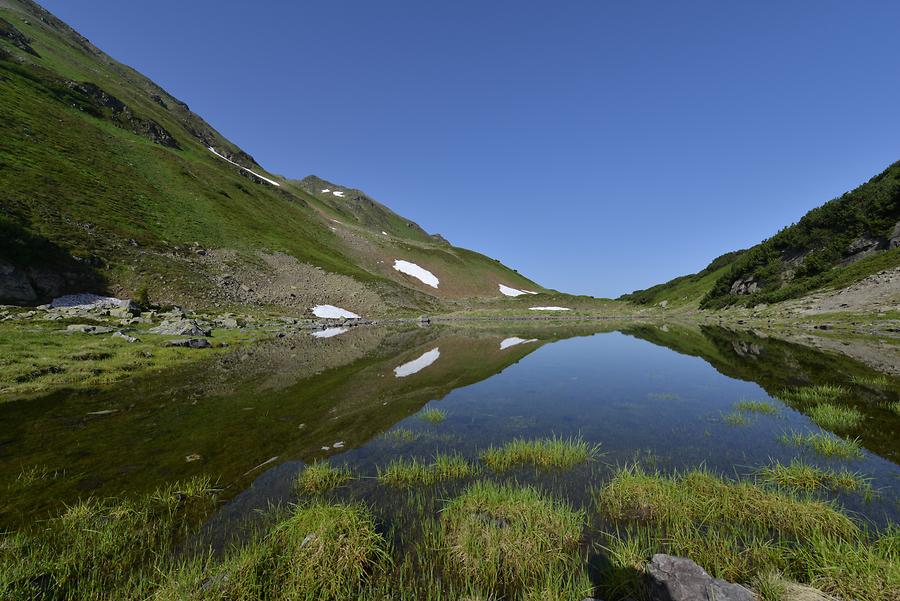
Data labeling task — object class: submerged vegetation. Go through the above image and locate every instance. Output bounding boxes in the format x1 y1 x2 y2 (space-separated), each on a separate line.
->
481 436 600 471
734 399 778 414
418 408 447 424
780 431 864 459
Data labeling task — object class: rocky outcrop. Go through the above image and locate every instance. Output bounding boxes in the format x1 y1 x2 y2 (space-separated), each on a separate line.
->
149 319 211 337
647 554 754 601
729 276 759 295
0 16 40 56
0 260 37 302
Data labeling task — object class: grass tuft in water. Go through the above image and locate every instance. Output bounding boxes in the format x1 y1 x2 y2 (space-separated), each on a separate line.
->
419 408 447 424
381 427 419 442
440 480 585 593
778 384 848 404
596 466 898 601
723 411 751 426
481 436 600 471
887 401 900 417
178 501 389 600
734 400 778 414
807 403 864 431
756 459 869 492
780 431 863 459
295 462 352 494
377 453 477 488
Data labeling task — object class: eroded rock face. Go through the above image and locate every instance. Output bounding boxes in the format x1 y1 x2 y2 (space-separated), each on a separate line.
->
149 319 211 337
729 276 758 295
647 554 754 601
0 260 37 303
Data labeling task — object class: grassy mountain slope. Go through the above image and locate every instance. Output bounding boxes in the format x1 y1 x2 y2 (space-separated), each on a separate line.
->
0 0 542 312
621 161 900 309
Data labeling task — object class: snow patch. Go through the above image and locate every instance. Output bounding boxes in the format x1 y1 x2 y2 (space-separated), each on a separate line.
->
394 347 440 377
321 189 331 193
393 260 439 288
499 284 538 297
312 305 360 319
529 306 571 311
311 327 349 339
332 191 345 197
382 231 388 236
208 147 280 186
51 294 126 309
500 337 538 350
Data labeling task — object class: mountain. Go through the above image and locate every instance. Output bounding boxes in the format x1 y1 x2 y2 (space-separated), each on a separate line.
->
0 0 542 314
621 161 900 309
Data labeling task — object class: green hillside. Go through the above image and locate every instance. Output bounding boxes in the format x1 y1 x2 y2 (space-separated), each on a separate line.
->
0 0 542 313
622 161 900 309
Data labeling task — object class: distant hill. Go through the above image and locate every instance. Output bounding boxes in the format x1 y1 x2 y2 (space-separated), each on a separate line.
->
621 161 900 309
0 0 542 313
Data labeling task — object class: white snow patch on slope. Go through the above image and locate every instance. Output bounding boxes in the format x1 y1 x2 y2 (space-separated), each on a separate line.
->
500 337 538 350
51 294 126 308
382 231 388 236
312 305 360 319
208 147 280 186
394 347 440 377
332 191 345 197
393 260 439 288
321 189 331 193
311 327 348 339
499 284 538 297
529 306 570 311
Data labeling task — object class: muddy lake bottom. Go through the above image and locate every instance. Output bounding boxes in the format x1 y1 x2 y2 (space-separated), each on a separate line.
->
2 321 899 596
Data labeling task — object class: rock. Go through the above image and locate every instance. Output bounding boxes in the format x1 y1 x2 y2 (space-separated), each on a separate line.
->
647 554 754 601
890 220 900 249
658 300 669 308
112 331 139 343
149 319 211 337
108 300 140 318
729 276 759 295
0 259 37 303
66 324 115 335
218 317 240 328
166 338 212 349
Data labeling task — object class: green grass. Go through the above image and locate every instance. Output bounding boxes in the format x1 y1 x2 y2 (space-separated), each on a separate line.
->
851 374 890 387
295 462 353 494
807 403 864 431
596 466 898 601
481 436 600 471
381 427 419 442
734 400 778 414
170 501 389 600
888 401 900 417
780 431 863 459
439 480 585 593
418 408 446 424
778 384 848 404
0 477 217 600
723 411 751 426
756 459 869 492
377 453 477 488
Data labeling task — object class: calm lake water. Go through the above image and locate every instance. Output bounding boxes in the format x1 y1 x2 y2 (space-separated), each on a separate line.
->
2 321 899 536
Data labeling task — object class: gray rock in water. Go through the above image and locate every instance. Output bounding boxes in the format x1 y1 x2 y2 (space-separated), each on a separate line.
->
648 554 754 601
149 319 211 337
66 324 115 335
166 338 211 349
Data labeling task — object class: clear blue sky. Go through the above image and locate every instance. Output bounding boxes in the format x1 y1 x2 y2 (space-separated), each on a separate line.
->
41 1 900 297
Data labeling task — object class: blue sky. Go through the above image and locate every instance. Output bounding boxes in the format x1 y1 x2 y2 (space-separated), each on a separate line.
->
42 1 900 297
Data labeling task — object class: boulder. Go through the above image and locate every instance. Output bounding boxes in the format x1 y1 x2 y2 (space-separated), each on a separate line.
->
149 319 211 337
166 338 211 349
66 324 115 335
112 331 139 343
647 554 754 601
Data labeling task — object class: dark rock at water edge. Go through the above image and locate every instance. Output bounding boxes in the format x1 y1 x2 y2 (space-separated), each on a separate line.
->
648 554 754 601
166 338 211 349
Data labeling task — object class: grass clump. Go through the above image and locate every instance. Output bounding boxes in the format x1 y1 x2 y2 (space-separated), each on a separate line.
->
888 401 900 417
295 462 352 495
756 459 869 492
734 400 778 414
440 480 585 593
596 466 898 600
723 411 751 426
186 501 388 600
0 477 217 600
780 431 863 459
481 436 600 471
807 403 864 431
419 408 447 424
778 384 848 404
377 453 477 488
850 373 890 387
